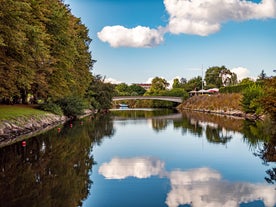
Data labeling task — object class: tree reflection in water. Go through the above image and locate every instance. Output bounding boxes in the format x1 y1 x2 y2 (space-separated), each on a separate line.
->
1 109 275 207
113 109 276 187
0 114 114 207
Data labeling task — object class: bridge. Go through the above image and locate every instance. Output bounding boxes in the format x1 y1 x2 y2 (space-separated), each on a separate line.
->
112 96 183 103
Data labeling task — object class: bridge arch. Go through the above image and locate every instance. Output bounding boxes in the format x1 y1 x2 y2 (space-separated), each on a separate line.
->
112 96 183 103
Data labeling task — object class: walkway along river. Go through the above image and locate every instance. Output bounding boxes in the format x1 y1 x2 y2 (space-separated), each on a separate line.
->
0 109 275 207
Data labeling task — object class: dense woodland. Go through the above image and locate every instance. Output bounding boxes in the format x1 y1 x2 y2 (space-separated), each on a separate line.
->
0 0 275 120
0 0 114 110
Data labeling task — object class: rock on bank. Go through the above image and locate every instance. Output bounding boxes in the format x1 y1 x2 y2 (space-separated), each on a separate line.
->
0 113 68 143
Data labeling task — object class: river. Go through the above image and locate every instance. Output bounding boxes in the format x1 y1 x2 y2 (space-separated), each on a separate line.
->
0 109 275 207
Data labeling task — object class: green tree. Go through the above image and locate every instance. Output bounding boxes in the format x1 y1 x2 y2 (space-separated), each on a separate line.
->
183 76 202 92
128 84 146 96
0 0 94 103
146 77 169 95
239 78 255 85
86 75 115 109
241 83 264 114
172 78 181 89
259 77 276 121
115 83 129 96
205 66 237 88
257 70 267 81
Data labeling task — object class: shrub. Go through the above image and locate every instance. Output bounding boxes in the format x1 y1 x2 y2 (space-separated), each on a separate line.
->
39 102 63 116
56 96 88 118
241 84 264 114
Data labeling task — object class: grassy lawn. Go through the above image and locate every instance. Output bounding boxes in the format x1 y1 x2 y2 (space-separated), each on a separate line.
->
0 105 48 121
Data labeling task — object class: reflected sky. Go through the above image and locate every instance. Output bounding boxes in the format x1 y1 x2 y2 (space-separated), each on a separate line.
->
83 110 276 207
98 157 276 207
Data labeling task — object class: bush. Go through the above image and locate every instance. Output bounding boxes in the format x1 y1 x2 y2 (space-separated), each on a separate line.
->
39 102 63 116
241 84 263 114
56 96 88 118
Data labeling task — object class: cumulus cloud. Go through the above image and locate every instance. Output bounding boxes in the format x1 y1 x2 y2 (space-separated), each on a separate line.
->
231 67 251 81
164 0 276 36
99 157 276 207
97 25 165 48
98 157 166 179
166 168 276 207
98 0 276 47
104 77 122 84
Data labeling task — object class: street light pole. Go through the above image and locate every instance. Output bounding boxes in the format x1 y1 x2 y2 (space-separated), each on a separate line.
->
201 65 204 94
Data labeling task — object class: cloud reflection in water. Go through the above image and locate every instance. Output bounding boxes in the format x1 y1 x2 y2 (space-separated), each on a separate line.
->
99 157 276 207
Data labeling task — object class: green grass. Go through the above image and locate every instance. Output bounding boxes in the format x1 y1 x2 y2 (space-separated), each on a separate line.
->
0 105 48 121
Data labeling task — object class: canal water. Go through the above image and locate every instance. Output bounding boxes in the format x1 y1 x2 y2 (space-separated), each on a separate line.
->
0 109 275 207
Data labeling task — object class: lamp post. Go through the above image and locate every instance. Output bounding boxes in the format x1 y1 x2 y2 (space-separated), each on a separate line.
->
201 65 204 94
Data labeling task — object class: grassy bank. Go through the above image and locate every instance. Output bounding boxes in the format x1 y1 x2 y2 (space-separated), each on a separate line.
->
0 105 48 121
178 93 243 114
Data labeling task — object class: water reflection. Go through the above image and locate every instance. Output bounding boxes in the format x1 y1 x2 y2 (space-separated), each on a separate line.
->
0 114 114 207
1 109 276 207
98 157 276 207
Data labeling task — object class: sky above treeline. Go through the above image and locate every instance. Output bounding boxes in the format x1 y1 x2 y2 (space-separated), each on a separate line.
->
64 0 276 85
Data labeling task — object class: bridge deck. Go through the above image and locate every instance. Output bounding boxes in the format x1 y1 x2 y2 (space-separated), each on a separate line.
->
112 96 183 103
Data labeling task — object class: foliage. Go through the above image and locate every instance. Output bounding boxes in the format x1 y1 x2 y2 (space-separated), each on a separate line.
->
239 78 255 85
56 96 88 117
160 88 189 100
86 75 115 109
115 83 146 96
257 70 267 81
258 77 276 120
129 84 146 96
205 66 237 88
38 102 63 115
115 83 129 96
183 76 203 92
0 0 93 103
146 77 169 95
241 83 264 114
220 83 253 93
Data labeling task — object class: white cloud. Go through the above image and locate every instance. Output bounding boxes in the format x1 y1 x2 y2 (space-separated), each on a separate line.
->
98 157 166 179
164 0 276 36
98 0 276 47
104 77 122 84
97 25 165 48
98 157 276 207
231 67 251 81
166 168 276 207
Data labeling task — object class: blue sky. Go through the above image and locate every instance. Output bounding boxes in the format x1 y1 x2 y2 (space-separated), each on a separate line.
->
64 0 276 85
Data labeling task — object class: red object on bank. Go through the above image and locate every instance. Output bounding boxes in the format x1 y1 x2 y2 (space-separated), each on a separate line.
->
22 141 26 147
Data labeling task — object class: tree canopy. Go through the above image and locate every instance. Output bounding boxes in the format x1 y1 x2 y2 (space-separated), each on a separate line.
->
0 0 94 103
205 66 237 88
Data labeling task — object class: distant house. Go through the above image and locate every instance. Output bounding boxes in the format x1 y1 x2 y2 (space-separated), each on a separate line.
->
189 88 219 96
134 83 152 90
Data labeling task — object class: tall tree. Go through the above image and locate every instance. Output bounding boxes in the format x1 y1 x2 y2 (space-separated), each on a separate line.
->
147 77 169 95
259 77 276 121
205 66 237 88
0 0 94 103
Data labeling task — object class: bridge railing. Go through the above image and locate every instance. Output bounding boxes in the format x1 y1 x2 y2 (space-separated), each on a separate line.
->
112 96 183 103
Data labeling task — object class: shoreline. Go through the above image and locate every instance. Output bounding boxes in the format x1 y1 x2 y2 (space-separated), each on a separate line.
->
178 107 265 121
0 109 94 147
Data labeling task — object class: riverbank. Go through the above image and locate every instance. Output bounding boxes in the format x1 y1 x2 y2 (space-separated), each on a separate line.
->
177 93 263 120
0 105 93 146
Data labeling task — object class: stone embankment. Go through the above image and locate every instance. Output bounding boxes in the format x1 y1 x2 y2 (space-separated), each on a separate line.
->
0 109 94 146
177 93 264 120
0 113 68 144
